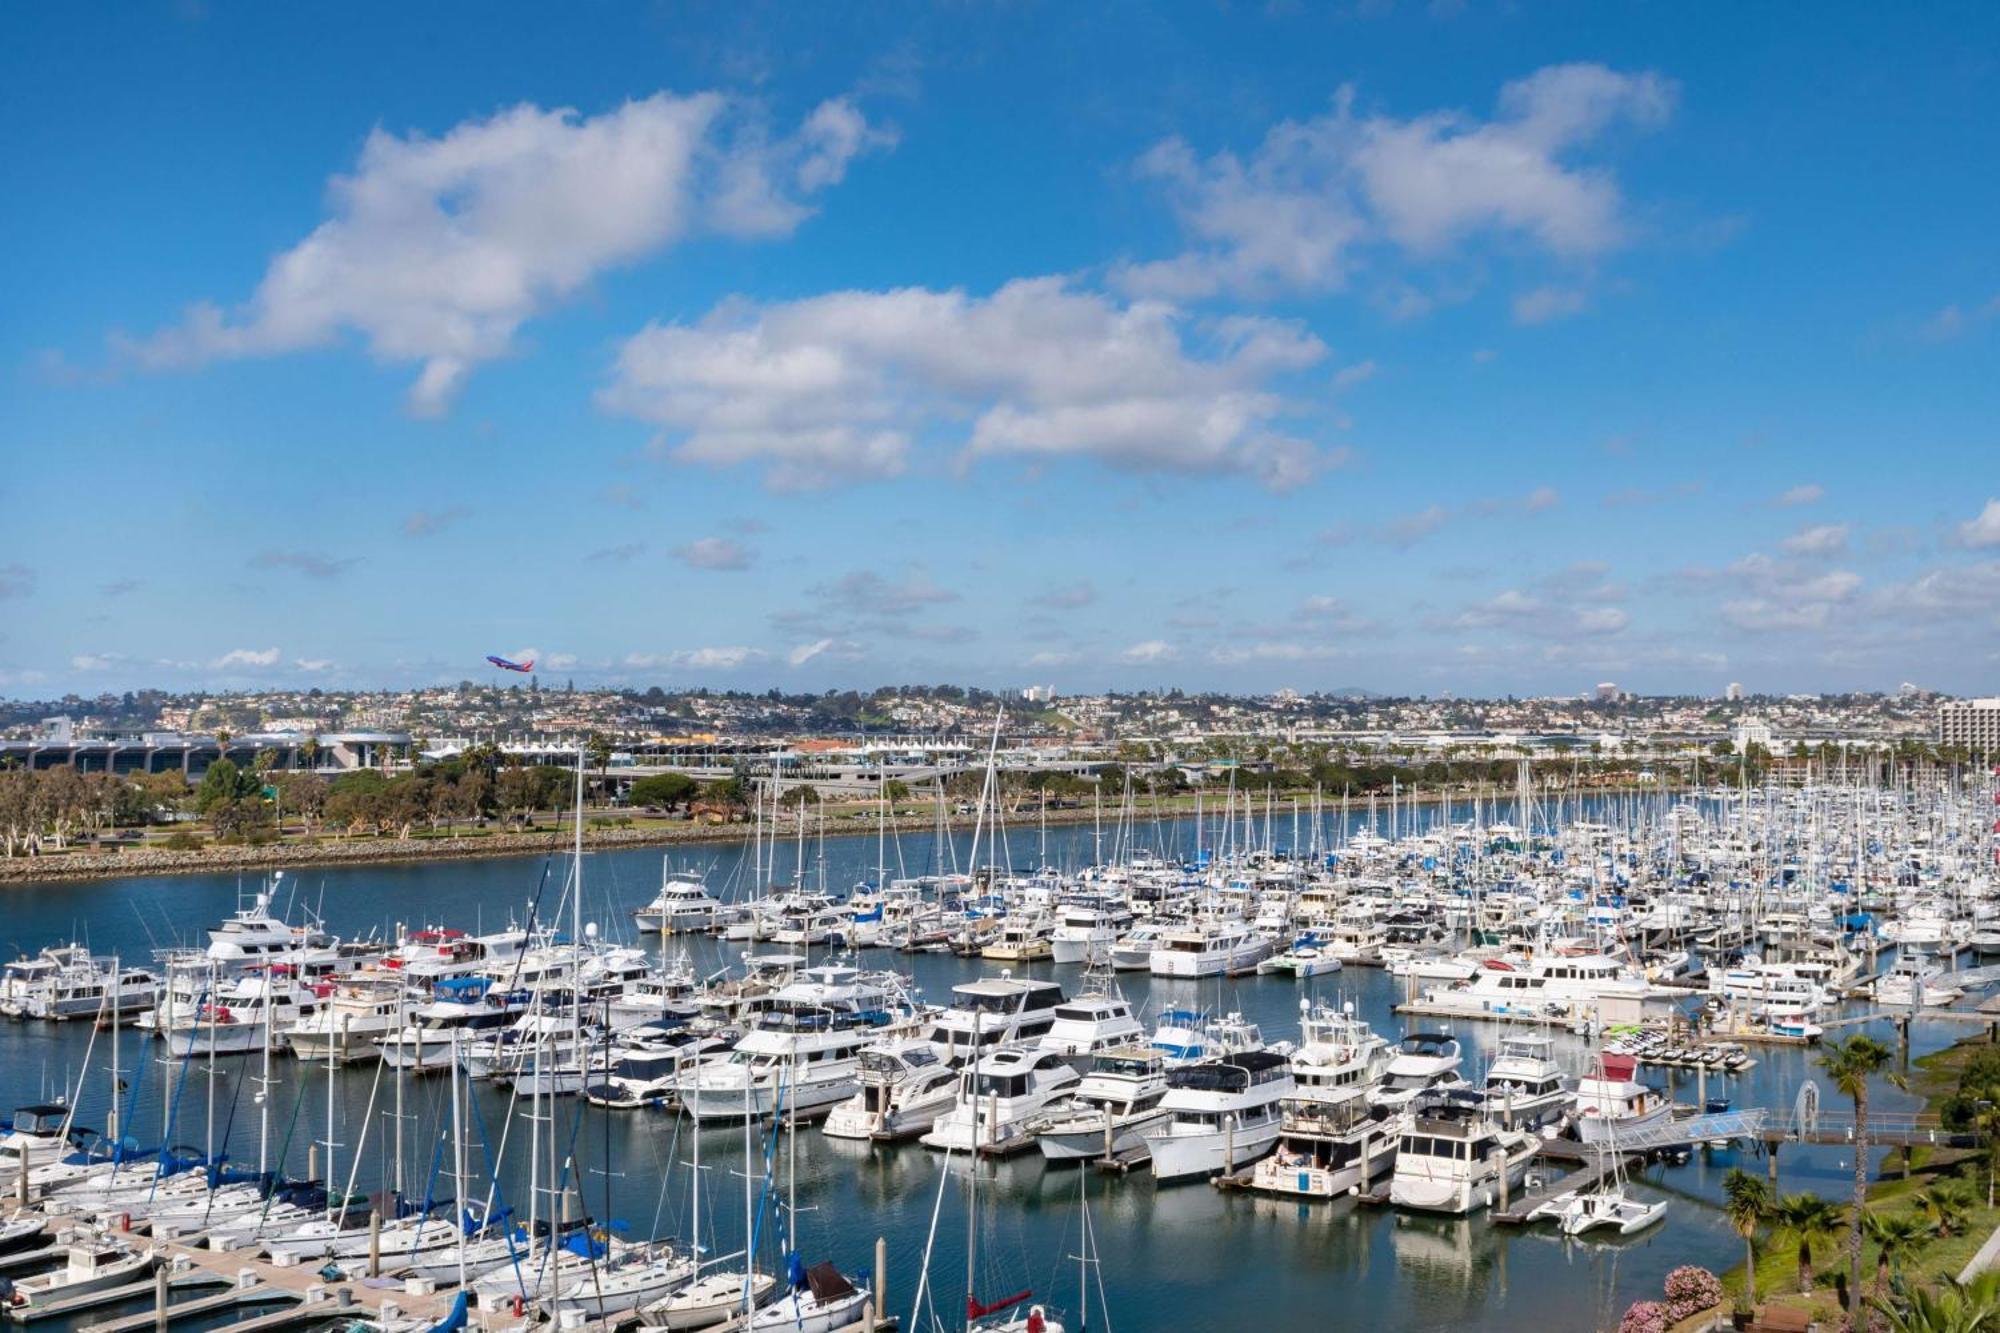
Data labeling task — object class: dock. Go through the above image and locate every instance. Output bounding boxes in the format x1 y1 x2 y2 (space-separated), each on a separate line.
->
1492 1147 1647 1225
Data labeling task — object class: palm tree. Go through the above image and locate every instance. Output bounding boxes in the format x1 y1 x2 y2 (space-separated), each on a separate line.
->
1819 1034 1905 1304
1871 1277 1997 1333
1724 1167 1773 1313
1772 1192 1847 1294
1918 1178 1978 1239
1865 1211 1932 1311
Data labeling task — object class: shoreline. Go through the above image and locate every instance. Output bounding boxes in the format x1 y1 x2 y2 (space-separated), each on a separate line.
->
0 780 1678 887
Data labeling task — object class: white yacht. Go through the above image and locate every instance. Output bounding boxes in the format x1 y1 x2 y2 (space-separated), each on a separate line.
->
1389 1089 1538 1214
923 978 1066 1064
680 966 903 1121
1 948 161 1021
1257 932 1343 979
205 879 331 962
1107 924 1166 971
283 978 411 1063
4 1238 154 1315
1148 1009 1270 1068
634 866 725 934
1368 1033 1467 1112
1428 953 1649 1018
1037 991 1146 1067
1574 1052 1671 1144
1034 1045 1170 1162
160 970 326 1058
373 980 529 1072
1148 919 1269 978
921 1046 1081 1154
1288 1001 1392 1109
1248 1097 1398 1199
822 1039 959 1141
1874 950 1962 1007
1479 1033 1576 1131
1050 900 1134 965
1144 1049 1293 1182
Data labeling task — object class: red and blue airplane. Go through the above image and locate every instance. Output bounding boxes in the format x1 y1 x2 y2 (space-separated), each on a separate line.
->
486 654 534 673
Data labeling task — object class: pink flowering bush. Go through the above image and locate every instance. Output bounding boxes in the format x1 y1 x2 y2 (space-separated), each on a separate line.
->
1664 1266 1724 1320
1619 1300 1670 1333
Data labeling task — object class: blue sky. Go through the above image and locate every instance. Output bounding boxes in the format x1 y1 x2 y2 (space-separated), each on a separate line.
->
4 2 1997 698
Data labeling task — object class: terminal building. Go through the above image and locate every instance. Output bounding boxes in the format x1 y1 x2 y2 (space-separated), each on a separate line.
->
1938 699 2000 753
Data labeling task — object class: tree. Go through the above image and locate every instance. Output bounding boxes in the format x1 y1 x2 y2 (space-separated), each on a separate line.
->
1772 1192 1846 1294
1820 1034 1905 1305
1864 1210 1931 1312
1917 1178 1976 1239
630 773 698 810
194 758 260 815
1724 1168 1772 1314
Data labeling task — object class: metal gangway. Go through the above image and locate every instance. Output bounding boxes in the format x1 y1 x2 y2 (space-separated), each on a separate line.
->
1595 1107 1770 1152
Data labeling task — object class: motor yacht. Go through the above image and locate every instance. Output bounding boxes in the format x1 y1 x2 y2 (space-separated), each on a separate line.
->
1368 1033 1467 1112
1479 1033 1576 1131
1574 1052 1671 1144
821 1039 959 1141
634 867 725 934
1143 1049 1293 1182
1389 1089 1538 1214
1034 1045 1170 1163
921 1046 1081 1154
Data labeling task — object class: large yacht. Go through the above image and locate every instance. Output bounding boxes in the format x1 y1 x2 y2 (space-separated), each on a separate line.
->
0 947 160 1021
921 1046 1081 1154
1049 898 1135 965
1389 1089 1538 1214
680 965 907 1121
1034 1045 1171 1163
821 1038 960 1141
634 866 725 934
1143 1049 1293 1182
1248 1096 1398 1200
1574 1052 1671 1143
1147 919 1270 978
922 978 1067 1064
1037 989 1146 1067
1288 1000 1391 1109
1368 1033 1467 1112
1479 1033 1576 1131
205 878 332 962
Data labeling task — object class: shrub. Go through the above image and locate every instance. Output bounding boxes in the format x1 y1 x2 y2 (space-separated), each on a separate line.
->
1619 1301 1669 1333
161 831 204 851
1664 1266 1723 1320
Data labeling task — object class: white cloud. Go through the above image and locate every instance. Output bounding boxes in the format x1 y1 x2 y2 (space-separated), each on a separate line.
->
1511 285 1588 325
813 569 957 616
293 657 336 673
1383 504 1450 546
115 94 887 415
1025 649 1082 669
1119 63 1674 299
70 653 117 671
1524 484 1561 512
1780 523 1849 557
672 536 754 571
1209 641 1351 664
1956 498 2000 549
785 637 865 668
1118 639 1179 665
601 277 1330 490
1452 588 1628 637
1332 359 1378 391
1773 483 1824 508
624 646 767 671
212 647 282 669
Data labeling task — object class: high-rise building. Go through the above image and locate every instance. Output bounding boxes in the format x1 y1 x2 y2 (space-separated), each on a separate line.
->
1725 682 1744 701
1594 682 1620 703
1938 699 2000 752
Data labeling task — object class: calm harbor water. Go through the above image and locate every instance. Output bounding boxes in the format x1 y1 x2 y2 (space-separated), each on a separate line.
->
0 809 1952 1333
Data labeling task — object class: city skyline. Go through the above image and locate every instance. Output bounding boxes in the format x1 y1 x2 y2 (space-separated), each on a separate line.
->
6 4 1998 698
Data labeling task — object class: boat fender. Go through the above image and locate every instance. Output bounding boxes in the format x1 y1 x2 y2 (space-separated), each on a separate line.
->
1027 1307 1046 1333
510 1295 526 1318
119 1211 131 1232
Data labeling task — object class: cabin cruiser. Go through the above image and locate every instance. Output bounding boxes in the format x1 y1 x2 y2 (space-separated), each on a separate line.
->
1574 1052 1671 1143
1368 1033 1467 1112
3 1236 153 1316
1389 1089 1538 1214
161 970 328 1058
1479 1033 1576 1131
1248 1096 1398 1199
1429 953 1649 1019
1257 932 1343 979
205 879 332 962
981 915 1055 963
1874 950 1962 1007
1288 1001 1391 1109
693 953 806 1025
374 980 531 1072
1148 1009 1270 1068
921 1046 1081 1154
634 867 725 934
680 966 906 1121
923 978 1066 1064
1148 919 1270 978
1144 1050 1293 1182
1107 924 1166 971
1034 1045 1171 1162
283 978 411 1063
1037 990 1146 1067
1050 900 1135 965
822 1039 959 1141
0 947 161 1021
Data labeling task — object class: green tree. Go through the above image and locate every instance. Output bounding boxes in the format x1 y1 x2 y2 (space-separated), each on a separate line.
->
1918 1178 1977 1239
1819 1034 1906 1303
193 758 259 814
1723 1168 1772 1313
1864 1210 1932 1312
630 773 699 809
1772 1192 1846 1294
